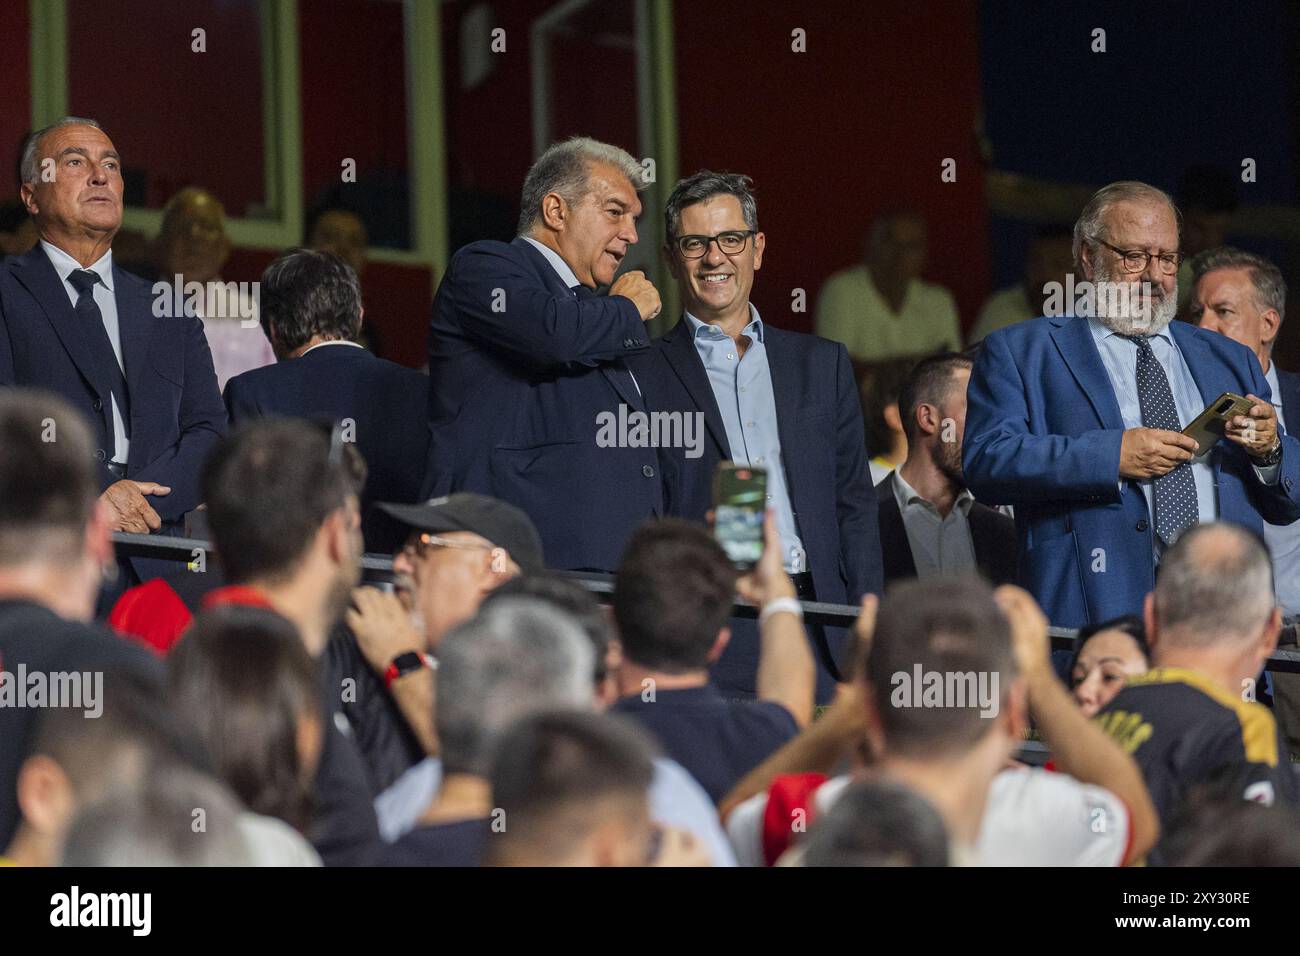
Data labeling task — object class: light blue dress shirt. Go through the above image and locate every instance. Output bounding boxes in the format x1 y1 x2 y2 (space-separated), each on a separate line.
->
1087 318 1277 558
685 308 806 573
42 240 130 463
1264 362 1300 615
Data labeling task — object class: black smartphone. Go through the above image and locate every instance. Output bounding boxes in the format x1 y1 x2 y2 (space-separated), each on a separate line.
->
712 462 767 570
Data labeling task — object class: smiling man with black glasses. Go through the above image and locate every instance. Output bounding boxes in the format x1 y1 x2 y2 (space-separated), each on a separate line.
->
633 170 883 704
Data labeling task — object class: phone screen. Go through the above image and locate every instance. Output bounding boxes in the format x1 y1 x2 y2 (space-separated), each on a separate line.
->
713 464 767 569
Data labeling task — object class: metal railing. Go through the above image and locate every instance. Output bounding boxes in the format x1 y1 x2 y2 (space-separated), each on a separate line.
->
112 532 1300 674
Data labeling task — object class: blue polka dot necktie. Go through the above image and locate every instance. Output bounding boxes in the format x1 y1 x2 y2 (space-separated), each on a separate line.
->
1123 334 1199 545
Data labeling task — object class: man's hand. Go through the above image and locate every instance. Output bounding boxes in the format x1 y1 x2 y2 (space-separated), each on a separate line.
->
99 480 170 533
345 586 426 675
1225 394 1280 459
994 584 1051 681
609 270 661 322
1118 427 1198 479
734 509 796 608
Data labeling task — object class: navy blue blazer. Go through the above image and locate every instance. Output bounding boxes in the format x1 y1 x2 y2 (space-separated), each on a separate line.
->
0 243 225 522
964 314 1300 628
1278 367 1300 432
634 315 884 608
224 343 430 554
423 237 661 572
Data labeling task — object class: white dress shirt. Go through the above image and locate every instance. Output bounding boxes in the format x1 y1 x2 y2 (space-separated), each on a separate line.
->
42 240 130 463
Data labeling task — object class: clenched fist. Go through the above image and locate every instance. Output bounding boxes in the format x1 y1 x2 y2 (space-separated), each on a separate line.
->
609 269 662 322
1118 427 1198 480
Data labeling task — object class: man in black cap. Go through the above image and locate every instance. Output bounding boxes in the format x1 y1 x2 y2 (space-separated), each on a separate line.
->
335 493 544 794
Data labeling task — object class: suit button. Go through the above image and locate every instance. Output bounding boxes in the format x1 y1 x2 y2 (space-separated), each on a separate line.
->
1135 519 1149 532
92 397 103 412
94 448 106 461
642 465 655 478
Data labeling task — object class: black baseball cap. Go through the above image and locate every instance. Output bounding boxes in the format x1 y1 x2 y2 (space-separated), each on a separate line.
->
376 493 545 574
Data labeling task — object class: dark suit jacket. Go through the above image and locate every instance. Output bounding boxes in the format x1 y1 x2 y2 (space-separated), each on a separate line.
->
0 244 226 551
964 315 1300 628
1278 367 1300 433
423 237 661 572
224 343 429 554
876 470 1018 586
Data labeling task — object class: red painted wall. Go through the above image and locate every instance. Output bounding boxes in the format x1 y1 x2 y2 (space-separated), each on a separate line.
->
0 0 31 193
672 1 990 334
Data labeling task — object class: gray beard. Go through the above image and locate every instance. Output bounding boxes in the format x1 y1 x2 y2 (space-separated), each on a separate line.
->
1093 266 1177 337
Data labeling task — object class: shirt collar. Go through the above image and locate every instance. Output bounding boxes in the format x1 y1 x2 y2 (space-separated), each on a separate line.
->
41 240 115 293
684 303 764 342
302 339 365 356
892 468 975 515
1086 315 1172 347
521 236 583 292
1265 361 1282 408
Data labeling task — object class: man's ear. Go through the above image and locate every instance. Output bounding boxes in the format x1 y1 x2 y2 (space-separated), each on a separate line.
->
19 182 38 217
322 508 350 566
15 755 74 837
86 498 114 569
663 244 680 281
1261 309 1283 350
1259 606 1283 662
706 626 731 664
1079 243 1095 282
540 192 568 233
752 231 765 271
1003 675 1029 743
1143 592 1159 655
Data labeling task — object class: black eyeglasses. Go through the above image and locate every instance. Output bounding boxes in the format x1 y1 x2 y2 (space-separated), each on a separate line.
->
1090 237 1184 275
673 230 755 260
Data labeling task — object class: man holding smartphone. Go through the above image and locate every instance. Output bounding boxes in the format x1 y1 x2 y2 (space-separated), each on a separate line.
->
634 171 882 702
964 181 1300 629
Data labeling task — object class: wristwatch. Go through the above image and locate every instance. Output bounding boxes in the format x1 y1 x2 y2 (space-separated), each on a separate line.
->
1249 437 1283 468
384 651 434 689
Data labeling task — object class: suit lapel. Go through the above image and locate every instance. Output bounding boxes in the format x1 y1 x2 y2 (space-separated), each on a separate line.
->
763 327 801 485
114 266 153 416
512 238 645 412
660 318 730 458
1049 315 1126 430
878 473 917 580
1167 322 1218 407
10 246 107 399
968 503 1002 580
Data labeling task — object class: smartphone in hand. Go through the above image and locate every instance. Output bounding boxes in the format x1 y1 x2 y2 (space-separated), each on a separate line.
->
712 462 767 570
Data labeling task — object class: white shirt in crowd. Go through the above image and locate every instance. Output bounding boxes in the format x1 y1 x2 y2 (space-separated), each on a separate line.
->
725 767 1130 867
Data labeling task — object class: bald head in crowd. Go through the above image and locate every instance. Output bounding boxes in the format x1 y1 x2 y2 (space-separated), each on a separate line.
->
1145 523 1280 672
156 186 230 285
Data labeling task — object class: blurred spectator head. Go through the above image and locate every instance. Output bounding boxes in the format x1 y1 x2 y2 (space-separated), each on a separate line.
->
9 676 195 866
862 576 1022 761
1024 224 1075 316
484 574 618 707
897 352 973 485
1164 793 1300 866
1189 246 1286 368
437 597 593 778
200 421 366 655
156 186 230 284
306 205 369 278
487 710 656 867
517 136 645 289
613 518 737 674
1177 166 1239 258
801 779 950 867
1148 522 1279 670
378 493 542 652
167 606 323 833
1073 180 1181 334
865 209 928 288
260 248 363 360
663 170 764 320
0 199 37 255
1069 614 1150 717
0 389 109 621
18 117 121 246
859 357 914 465
62 765 251 866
